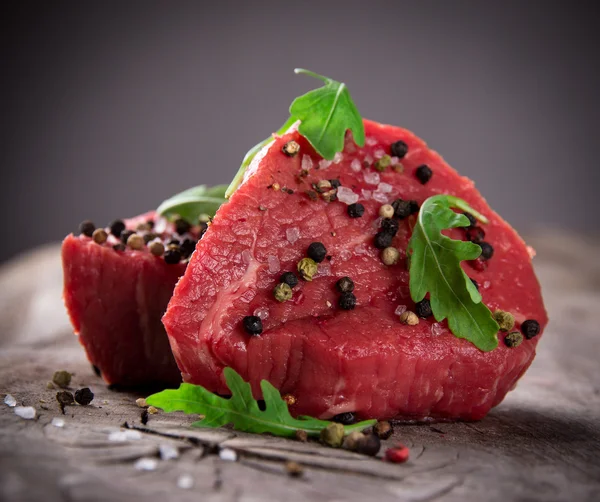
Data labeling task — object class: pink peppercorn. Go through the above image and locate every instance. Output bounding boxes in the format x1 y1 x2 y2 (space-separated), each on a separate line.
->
385 445 410 463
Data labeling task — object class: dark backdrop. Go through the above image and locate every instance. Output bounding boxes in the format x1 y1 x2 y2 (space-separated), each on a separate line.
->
1 1 598 263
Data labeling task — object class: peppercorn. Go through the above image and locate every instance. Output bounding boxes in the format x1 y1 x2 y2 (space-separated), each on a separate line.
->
374 232 393 249
415 164 433 184
146 219 155 229
392 162 404 173
347 203 365 218
316 179 332 192
399 310 419 325
332 412 355 425
504 331 524 348
56 390 74 412
167 239 180 246
297 257 318 281
295 430 308 442
479 242 494 260
374 154 391 172
74 387 94 406
120 230 135 244
381 247 400 266
143 232 158 244
282 140 300 157
380 218 399 236
329 179 341 189
356 434 381 456
307 242 327 263
336 276 355 293
141 409 149 425
390 140 408 158
52 370 72 388
343 431 365 451
470 278 480 291
175 218 192 235
148 240 165 257
392 199 412 219
79 220 95 237
180 238 197 258
521 319 541 339
409 200 420 214
466 226 486 243
279 272 298 288
378 204 394 219
463 212 477 227
285 461 304 477
127 233 144 250
164 248 182 264
321 189 337 202
373 421 393 440
242 315 263 336
385 445 410 463
494 310 515 332
148 406 158 414
415 299 433 318
112 243 126 252
320 423 345 448
136 222 152 232
92 228 108 244
339 292 357 310
273 283 293 302
109 219 126 237
283 394 296 406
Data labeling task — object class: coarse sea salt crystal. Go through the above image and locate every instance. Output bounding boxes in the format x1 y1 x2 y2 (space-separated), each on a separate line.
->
361 189 372 200
366 136 377 146
377 182 393 193
333 152 343 164
109 429 142 442
364 171 380 185
219 448 237 462
286 227 300 244
350 159 362 173
177 474 194 490
390 156 400 166
4 394 16 407
374 148 386 159
431 323 444 336
319 159 332 169
336 186 359 205
253 307 269 321
267 255 280 274
241 249 253 265
301 155 313 171
134 457 158 471
354 244 368 255
14 407 36 420
316 263 331 277
51 417 65 428
159 443 179 460
372 191 389 204
394 305 407 316
363 153 374 165
339 249 352 261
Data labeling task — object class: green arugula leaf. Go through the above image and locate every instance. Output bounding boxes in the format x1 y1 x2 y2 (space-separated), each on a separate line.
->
225 69 364 198
146 367 376 438
290 69 365 160
407 195 499 351
156 184 227 223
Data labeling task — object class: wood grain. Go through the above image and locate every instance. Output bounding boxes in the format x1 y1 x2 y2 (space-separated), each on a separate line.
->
1 231 599 501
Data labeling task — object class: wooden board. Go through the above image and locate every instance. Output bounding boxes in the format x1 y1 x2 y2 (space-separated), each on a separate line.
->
1 232 599 502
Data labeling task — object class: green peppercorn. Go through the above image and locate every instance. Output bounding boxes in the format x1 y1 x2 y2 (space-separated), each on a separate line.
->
52 370 72 388
282 140 300 157
273 283 293 302
297 257 318 281
320 423 345 448
494 310 515 332
343 431 365 451
373 420 393 439
504 331 523 348
374 154 391 172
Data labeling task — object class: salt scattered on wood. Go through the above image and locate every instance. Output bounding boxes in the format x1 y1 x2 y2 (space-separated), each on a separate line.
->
109 429 142 442
219 448 237 462
301 155 313 171
336 187 359 205
286 227 300 244
267 255 280 274
159 443 179 460
51 417 65 428
134 457 158 471
4 394 16 407
177 474 194 489
14 406 36 420
363 171 380 185
350 159 362 172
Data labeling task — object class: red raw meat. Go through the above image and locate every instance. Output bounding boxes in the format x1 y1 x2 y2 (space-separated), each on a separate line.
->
62 212 192 387
163 120 548 421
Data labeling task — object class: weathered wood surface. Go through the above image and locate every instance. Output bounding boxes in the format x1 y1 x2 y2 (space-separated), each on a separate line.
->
1 232 599 502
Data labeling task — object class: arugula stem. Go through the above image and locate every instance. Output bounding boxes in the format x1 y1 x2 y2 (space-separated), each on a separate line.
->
294 68 331 84
225 116 297 199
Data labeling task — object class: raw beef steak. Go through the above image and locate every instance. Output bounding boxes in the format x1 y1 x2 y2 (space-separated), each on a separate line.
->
163 120 548 420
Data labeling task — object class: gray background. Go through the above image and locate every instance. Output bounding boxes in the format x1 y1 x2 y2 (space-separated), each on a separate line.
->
1 0 598 263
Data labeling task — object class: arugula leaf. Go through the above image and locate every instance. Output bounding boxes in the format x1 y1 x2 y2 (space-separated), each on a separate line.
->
156 184 227 223
290 69 365 160
225 69 364 198
407 195 499 351
146 367 376 438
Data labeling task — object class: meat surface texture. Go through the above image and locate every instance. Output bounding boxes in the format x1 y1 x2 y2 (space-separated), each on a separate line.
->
62 212 184 387
163 120 548 421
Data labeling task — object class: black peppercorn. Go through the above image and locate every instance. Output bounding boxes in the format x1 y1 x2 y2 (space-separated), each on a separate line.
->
110 219 126 237
307 242 327 263
381 218 399 236
356 434 381 456
280 272 299 288
392 199 412 219
112 243 126 252
143 232 158 244
243 315 263 335
120 230 135 244
141 409 149 425
521 319 541 339
415 299 433 318
463 212 477 227
347 203 365 218
180 239 197 258
390 140 408 158
374 232 393 249
409 200 420 215
56 390 74 413
466 226 486 244
415 165 433 184
164 248 182 264
479 242 494 260
74 387 94 406
336 276 355 293
175 218 192 235
339 292 357 310
79 220 95 237
329 178 341 189
332 412 355 425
